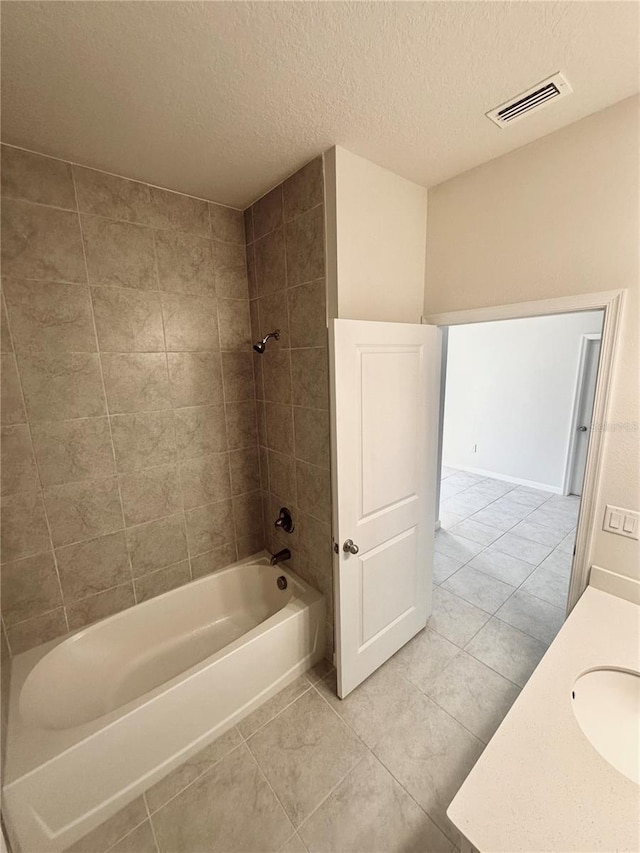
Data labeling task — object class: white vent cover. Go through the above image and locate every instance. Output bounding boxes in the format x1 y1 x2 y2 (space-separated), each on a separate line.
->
486 72 572 127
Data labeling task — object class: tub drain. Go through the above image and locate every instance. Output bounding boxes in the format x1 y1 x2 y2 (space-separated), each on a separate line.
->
277 576 288 590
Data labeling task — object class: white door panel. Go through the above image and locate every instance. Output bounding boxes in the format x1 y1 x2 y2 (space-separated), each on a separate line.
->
330 319 439 698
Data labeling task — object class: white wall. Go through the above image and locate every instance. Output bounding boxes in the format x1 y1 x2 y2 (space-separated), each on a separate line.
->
325 146 427 323
443 312 604 491
425 95 639 580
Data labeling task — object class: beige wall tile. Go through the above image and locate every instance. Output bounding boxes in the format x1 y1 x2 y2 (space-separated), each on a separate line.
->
108 821 157 853
232 491 264 541
265 403 294 455
252 186 283 239
249 297 260 341
288 280 326 349
44 476 123 547
246 243 257 299
119 464 181 526
1 551 62 625
174 404 227 459
210 203 245 245
1 199 86 283
218 298 251 351
296 461 331 522
229 448 261 496
214 242 248 299
262 350 292 404
101 353 170 413
155 230 215 296
148 186 209 236
268 451 296 503
81 215 157 290
6 608 67 654
66 583 135 631
291 348 328 409
236 530 264 560
31 417 115 486
74 167 152 223
225 401 257 451
65 796 147 853
91 288 164 352
126 513 188 576
56 531 131 602
254 228 286 295
1 292 13 352
180 452 231 510
134 560 190 603
1 424 39 496
167 352 223 408
253 352 264 401
160 292 219 352
221 352 255 402
0 490 51 560
19 352 106 421
1 146 76 209
3 279 96 353
243 207 254 245
258 290 289 348
283 158 324 222
285 206 325 288
110 410 177 472
293 407 329 469
185 499 234 556
190 542 237 579
1 353 25 424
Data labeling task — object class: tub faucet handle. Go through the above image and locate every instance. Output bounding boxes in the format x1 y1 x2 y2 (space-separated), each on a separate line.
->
274 507 294 534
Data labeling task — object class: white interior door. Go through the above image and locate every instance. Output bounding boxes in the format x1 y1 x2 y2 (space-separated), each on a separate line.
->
330 319 440 698
569 336 601 496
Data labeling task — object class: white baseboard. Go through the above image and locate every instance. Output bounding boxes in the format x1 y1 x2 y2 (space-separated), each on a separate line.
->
443 463 562 494
589 565 640 605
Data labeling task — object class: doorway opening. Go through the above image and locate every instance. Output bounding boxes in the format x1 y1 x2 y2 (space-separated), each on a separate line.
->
434 309 605 651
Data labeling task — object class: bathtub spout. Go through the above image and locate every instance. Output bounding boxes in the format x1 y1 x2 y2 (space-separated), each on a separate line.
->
270 548 291 566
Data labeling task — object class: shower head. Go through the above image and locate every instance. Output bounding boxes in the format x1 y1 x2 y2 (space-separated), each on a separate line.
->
253 330 280 354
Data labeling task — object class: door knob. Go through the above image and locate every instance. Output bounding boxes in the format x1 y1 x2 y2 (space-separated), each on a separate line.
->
343 539 359 555
578 426 588 432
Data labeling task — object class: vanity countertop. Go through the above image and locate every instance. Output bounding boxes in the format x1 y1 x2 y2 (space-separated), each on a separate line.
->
447 585 640 853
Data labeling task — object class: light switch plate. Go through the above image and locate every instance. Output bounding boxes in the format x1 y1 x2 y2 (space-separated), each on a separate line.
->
603 505 639 540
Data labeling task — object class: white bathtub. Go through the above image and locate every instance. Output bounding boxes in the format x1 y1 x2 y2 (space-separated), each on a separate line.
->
3 553 325 853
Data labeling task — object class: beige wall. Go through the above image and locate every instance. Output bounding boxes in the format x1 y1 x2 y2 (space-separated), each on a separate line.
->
0 145 262 654
244 159 333 659
326 146 428 323
425 95 640 580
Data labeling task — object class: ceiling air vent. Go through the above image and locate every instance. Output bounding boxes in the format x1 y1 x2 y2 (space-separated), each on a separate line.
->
486 72 572 127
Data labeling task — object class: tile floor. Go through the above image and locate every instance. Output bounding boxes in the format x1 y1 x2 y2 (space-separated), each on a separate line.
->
74 470 579 853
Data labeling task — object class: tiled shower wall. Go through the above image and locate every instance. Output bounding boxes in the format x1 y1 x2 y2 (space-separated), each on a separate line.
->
245 157 334 658
0 145 262 655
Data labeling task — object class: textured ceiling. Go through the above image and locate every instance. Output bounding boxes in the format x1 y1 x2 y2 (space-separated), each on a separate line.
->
1 1 638 208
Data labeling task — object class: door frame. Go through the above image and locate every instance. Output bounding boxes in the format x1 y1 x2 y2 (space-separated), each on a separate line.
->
422 289 625 615
562 333 602 497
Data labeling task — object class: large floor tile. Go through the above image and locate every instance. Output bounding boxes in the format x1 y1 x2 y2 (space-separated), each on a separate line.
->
299 753 451 853
449 518 503 546
490 532 553 566
557 529 577 554
433 551 463 585
443 471 486 490
434 531 484 563
509 519 565 547
538 547 574 577
389 626 459 693
439 510 466 529
151 743 294 852
465 617 547 687
373 692 483 841
425 652 520 744
469 504 525 531
441 490 493 517
247 688 366 826
238 675 311 738
439 480 468 501
496 590 565 645
465 479 515 500
427 587 490 647
442 565 515 614
525 507 577 535
521 564 570 609
315 662 423 749
440 466 457 479
468 548 535 586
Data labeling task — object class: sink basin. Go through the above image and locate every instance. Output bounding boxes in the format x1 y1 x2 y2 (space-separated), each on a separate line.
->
572 668 640 784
